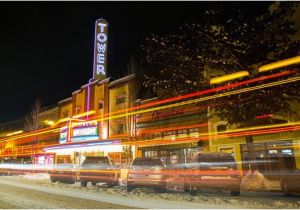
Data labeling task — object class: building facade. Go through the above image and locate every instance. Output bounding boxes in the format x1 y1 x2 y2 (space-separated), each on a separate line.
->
43 75 136 166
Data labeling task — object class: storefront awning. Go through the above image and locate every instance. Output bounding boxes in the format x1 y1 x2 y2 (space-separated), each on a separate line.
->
43 140 122 153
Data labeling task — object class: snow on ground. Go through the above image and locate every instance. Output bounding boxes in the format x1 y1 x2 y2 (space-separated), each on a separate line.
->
18 173 50 180
8 173 300 209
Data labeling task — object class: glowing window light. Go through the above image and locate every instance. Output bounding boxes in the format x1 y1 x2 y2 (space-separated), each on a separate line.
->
259 55 300 72
44 120 55 126
6 130 23 137
210 71 249 85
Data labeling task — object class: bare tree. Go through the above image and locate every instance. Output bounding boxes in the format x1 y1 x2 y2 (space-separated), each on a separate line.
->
127 55 155 100
24 99 41 132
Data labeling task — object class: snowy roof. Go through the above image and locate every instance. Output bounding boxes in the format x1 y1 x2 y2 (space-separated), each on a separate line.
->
81 77 110 89
109 74 135 88
57 97 72 105
72 89 82 95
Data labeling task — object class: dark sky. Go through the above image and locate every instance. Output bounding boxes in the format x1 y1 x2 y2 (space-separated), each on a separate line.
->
0 2 271 123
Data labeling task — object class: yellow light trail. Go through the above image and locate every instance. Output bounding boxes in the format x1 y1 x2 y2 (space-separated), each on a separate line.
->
259 55 300 72
6 130 24 137
210 71 249 85
1 127 60 143
54 110 96 125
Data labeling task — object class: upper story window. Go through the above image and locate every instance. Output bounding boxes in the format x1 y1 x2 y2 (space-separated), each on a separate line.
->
98 100 104 109
217 124 227 132
116 94 126 105
189 127 199 133
75 106 81 115
62 111 69 118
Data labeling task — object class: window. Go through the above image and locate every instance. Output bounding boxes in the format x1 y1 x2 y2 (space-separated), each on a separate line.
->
166 131 173 135
76 106 81 114
219 147 235 157
98 100 104 109
217 124 227 132
62 111 69 118
282 149 292 155
116 95 126 105
189 128 199 133
116 124 124 134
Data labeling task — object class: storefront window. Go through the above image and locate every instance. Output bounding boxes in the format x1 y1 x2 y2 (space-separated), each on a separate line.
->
57 155 71 164
240 140 296 178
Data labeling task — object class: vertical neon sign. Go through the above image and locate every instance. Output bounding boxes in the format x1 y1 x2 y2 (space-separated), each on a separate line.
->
93 18 108 80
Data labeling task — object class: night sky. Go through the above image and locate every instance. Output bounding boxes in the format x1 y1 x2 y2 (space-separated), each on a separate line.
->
0 2 271 123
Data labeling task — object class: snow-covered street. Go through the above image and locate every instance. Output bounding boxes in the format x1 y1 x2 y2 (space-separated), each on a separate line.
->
0 174 300 209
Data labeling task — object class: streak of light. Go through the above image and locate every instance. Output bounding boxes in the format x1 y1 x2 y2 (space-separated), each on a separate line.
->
6 130 23 136
255 114 274 119
210 71 249 85
259 56 300 72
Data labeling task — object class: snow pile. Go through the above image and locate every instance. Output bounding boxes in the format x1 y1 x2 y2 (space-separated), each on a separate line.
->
6 175 300 209
19 173 50 180
241 170 273 191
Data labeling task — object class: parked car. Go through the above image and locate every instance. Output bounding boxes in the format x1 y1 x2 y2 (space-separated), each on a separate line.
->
280 169 300 196
127 157 167 192
187 152 241 196
78 156 120 187
0 164 12 176
49 163 77 183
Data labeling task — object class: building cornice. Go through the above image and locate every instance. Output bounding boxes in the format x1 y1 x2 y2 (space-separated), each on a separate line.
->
81 77 110 89
57 97 72 105
109 74 135 88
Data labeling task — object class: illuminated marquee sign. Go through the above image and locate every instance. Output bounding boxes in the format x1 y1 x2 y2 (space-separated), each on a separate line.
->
71 120 99 142
59 121 100 144
93 18 108 80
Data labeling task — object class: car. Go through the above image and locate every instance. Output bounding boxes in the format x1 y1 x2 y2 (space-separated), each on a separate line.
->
187 152 241 196
78 156 120 187
49 163 77 183
127 157 167 192
280 169 300 196
0 164 12 176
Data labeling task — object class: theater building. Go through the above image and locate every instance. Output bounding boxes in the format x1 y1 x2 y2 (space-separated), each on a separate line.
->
43 74 136 166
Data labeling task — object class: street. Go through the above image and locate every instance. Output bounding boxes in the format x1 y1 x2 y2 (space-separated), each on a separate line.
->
0 175 299 209
0 178 131 209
